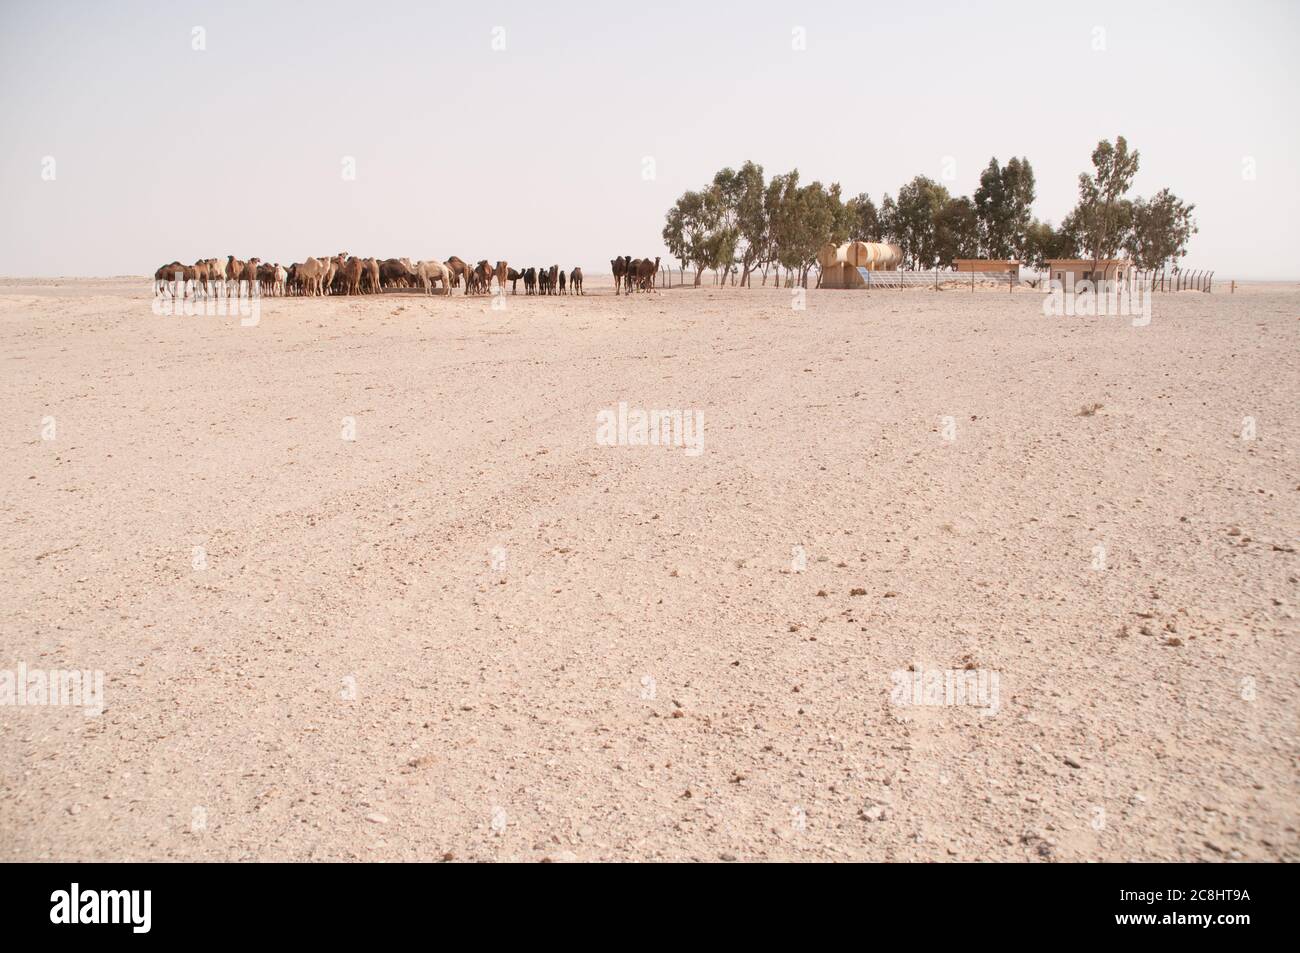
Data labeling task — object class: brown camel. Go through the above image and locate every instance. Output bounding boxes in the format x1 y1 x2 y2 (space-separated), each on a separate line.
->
380 258 416 289
339 256 363 295
226 256 246 293
445 256 470 293
636 256 660 292
242 258 261 294
154 261 189 296
570 267 583 295
610 257 626 295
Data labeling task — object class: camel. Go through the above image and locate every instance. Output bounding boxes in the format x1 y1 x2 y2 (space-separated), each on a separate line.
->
380 258 416 289
557 269 566 295
320 253 346 294
507 267 524 294
547 265 559 296
241 258 261 296
636 256 660 292
361 257 380 294
570 267 583 295
294 257 325 296
256 261 276 294
190 259 216 297
209 258 229 294
611 256 628 295
445 256 470 293
470 260 493 295
494 261 508 294
537 267 550 295
337 256 362 295
414 260 452 295
154 261 189 297
524 267 537 295
272 263 287 297
226 256 245 290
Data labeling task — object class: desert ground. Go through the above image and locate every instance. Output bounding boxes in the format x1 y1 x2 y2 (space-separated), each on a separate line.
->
1 275 1296 862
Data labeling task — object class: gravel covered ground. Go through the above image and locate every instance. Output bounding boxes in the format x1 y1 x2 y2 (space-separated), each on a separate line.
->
1 277 1296 861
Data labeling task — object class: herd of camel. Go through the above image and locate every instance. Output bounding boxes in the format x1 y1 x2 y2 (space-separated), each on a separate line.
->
153 252 663 298
610 255 661 295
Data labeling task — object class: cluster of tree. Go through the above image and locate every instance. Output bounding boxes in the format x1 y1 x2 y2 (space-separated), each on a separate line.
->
1049 137 1198 275
661 139 1196 286
661 162 849 288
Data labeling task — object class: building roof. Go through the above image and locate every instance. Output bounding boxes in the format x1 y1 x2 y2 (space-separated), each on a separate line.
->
1045 259 1131 266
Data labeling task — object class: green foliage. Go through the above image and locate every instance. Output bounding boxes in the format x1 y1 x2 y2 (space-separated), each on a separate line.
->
974 156 1036 259
662 189 724 283
890 176 951 269
660 138 1194 283
1124 189 1197 272
845 193 880 242
934 196 980 265
1072 136 1140 261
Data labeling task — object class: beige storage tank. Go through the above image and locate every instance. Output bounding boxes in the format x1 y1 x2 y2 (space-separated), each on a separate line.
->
817 243 848 270
845 242 874 268
834 242 904 271
875 243 903 270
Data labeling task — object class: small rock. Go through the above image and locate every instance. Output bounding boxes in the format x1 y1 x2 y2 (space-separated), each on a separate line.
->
1063 756 1083 769
365 812 389 824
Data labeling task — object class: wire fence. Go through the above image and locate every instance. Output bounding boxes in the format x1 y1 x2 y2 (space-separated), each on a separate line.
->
655 265 1225 292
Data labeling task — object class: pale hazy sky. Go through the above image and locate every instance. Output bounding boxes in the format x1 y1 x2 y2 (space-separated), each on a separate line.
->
1 0 1297 278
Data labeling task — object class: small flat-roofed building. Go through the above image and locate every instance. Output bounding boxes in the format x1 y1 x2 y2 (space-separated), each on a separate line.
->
1045 258 1132 285
953 259 1020 279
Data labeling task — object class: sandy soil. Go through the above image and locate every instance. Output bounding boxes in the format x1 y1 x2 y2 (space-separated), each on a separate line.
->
1 277 1296 862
